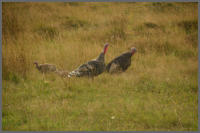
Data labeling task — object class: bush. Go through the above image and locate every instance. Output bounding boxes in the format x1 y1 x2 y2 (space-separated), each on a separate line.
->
178 20 198 34
186 32 198 48
144 22 159 29
68 2 80 6
151 2 175 12
36 24 59 40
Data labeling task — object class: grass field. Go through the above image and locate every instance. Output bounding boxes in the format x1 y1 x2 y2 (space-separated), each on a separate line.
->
2 2 198 131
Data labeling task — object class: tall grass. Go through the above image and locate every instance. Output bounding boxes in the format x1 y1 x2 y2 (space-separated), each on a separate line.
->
2 2 198 131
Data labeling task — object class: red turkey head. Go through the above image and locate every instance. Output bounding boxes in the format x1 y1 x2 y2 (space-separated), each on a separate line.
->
34 61 38 65
103 44 109 54
131 47 137 55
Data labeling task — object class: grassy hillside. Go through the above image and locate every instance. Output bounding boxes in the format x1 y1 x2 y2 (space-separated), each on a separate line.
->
2 2 198 131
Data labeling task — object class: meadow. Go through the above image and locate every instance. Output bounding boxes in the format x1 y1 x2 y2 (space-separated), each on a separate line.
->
2 2 198 131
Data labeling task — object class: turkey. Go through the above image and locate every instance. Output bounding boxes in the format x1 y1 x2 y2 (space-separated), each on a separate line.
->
68 44 109 78
34 62 57 73
106 47 136 73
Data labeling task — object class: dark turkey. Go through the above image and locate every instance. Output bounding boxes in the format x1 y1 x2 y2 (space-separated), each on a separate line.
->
34 62 57 73
106 47 136 73
68 44 109 78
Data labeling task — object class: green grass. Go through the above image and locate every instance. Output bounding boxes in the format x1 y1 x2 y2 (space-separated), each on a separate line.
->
2 2 198 131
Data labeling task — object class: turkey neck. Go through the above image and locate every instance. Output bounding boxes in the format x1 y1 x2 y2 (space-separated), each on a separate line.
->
131 51 136 56
35 63 40 70
96 52 105 63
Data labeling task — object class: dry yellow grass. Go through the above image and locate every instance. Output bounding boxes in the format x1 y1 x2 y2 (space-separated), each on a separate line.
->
2 2 198 131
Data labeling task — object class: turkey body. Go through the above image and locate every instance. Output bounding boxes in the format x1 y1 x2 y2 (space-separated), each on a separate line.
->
34 62 57 73
69 59 105 77
106 47 136 74
106 52 132 73
68 44 109 78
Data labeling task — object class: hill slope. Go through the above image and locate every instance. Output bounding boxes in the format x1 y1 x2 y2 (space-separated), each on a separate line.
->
2 2 198 131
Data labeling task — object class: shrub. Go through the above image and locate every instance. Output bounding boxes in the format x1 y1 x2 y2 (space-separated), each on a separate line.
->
68 2 80 6
151 2 175 12
177 20 198 34
36 24 59 40
186 32 198 48
144 22 159 29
